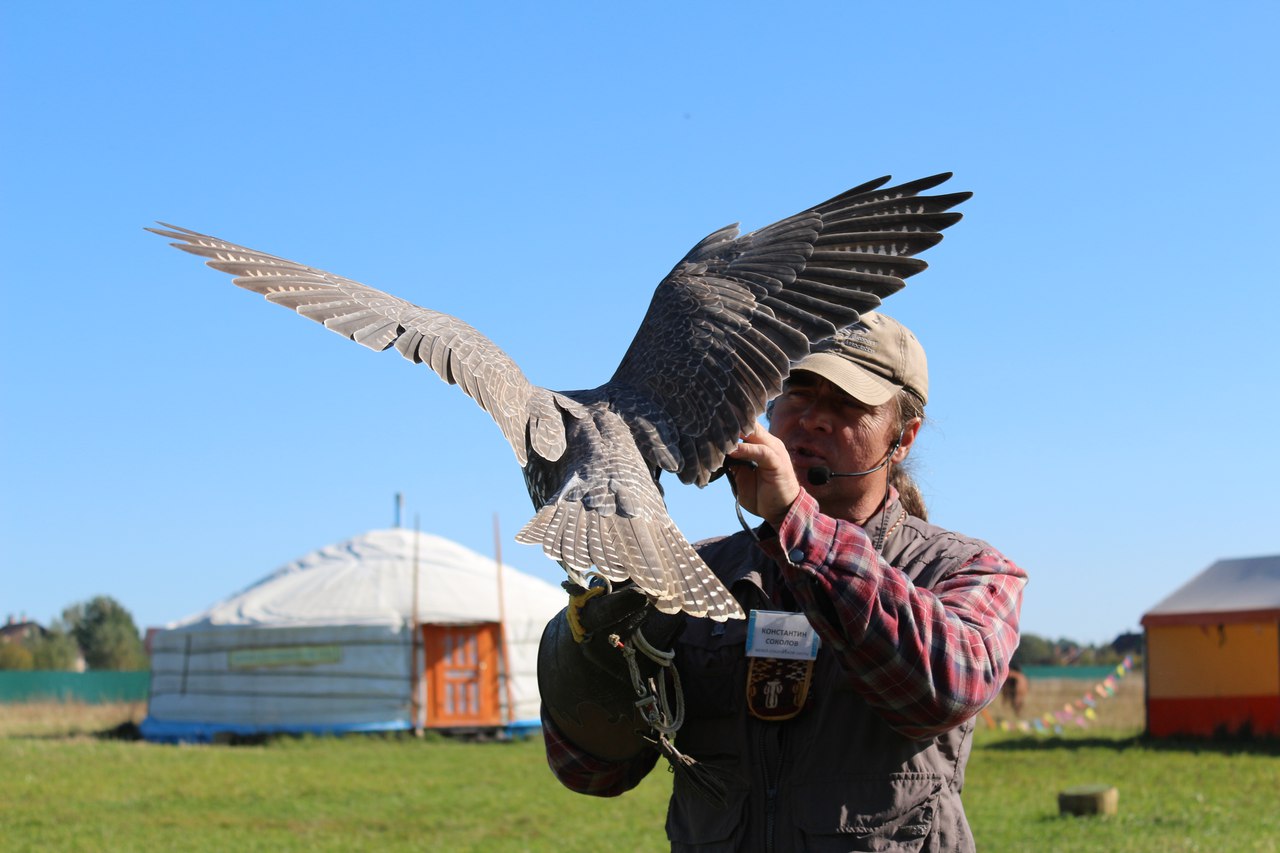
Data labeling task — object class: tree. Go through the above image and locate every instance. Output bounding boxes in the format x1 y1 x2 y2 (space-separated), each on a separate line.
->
1010 633 1055 667
1011 631 1144 669
0 641 35 670
25 628 82 671
60 596 148 671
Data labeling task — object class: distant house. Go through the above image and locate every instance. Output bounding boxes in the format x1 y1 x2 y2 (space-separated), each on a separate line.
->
1140 555 1280 738
0 616 45 645
0 616 87 672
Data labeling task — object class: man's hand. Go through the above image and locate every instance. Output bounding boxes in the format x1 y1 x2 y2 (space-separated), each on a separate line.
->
727 420 802 528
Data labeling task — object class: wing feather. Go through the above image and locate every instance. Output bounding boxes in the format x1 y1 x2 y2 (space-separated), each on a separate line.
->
149 223 568 465
607 174 970 486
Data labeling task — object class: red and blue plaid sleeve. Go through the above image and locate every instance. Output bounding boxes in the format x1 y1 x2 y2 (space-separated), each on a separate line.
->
763 490 1026 740
540 707 659 797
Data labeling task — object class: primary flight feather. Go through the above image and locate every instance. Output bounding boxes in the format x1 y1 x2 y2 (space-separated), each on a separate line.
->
150 173 970 621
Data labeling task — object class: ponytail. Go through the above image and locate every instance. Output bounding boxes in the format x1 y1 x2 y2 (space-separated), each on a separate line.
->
891 389 928 521
890 465 928 521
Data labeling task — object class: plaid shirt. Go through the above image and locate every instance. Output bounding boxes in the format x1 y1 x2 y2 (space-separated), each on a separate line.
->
543 489 1026 795
762 489 1026 739
541 707 659 797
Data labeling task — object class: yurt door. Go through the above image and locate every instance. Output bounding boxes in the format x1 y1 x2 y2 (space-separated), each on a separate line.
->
422 623 502 728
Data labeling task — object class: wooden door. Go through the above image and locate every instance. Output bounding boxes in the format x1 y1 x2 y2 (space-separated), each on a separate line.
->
422 623 501 728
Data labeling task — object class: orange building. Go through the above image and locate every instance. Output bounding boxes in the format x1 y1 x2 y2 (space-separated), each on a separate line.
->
1141 555 1280 738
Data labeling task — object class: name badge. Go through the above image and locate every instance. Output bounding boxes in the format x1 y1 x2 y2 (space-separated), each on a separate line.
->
745 610 820 661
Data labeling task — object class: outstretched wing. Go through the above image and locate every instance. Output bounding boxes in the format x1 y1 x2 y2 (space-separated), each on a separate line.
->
608 174 970 486
147 224 577 465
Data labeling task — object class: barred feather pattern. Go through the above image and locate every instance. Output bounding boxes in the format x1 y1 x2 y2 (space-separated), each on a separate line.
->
515 405 741 618
149 173 968 623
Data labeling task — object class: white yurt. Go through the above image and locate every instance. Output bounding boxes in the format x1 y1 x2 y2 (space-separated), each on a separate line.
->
141 528 565 742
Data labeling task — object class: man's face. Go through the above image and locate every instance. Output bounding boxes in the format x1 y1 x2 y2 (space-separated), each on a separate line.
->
768 371 901 521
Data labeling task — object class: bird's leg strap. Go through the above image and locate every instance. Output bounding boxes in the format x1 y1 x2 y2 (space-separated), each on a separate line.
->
614 628 727 807
599 621 727 807
610 626 683 736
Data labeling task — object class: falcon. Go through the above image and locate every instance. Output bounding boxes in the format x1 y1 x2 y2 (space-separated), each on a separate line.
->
150 173 969 622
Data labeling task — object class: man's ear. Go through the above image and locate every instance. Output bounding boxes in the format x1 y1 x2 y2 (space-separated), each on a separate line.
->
893 417 923 464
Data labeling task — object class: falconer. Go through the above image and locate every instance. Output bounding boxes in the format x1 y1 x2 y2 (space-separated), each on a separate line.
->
539 312 1027 852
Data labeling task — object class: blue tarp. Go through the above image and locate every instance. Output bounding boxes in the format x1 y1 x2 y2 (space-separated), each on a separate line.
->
140 715 543 743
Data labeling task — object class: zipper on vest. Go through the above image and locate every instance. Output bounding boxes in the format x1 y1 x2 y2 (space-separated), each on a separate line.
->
757 722 785 852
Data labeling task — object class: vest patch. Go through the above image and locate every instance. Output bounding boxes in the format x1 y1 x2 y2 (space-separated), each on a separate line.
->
746 656 814 721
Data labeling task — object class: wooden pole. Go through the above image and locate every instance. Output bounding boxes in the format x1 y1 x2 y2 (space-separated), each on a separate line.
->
493 513 516 729
410 514 424 736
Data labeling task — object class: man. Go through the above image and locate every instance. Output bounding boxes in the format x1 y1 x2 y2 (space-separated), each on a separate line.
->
539 312 1026 852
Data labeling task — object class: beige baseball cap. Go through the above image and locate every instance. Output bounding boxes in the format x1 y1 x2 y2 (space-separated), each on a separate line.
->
792 312 929 406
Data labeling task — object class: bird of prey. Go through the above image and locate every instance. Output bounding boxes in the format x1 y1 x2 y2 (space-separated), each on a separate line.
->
150 173 969 622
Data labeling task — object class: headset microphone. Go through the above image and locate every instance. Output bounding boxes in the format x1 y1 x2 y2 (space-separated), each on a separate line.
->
806 466 837 486
804 427 906 486
806 462 887 486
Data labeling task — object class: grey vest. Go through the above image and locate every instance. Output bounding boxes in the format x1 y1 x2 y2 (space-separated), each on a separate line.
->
666 499 992 852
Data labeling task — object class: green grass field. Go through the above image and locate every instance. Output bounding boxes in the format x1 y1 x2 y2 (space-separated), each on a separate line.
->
1 700 1276 852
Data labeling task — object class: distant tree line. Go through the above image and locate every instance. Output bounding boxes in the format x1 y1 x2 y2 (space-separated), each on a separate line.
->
3 605 1146 673
1011 631 1143 669
0 596 148 671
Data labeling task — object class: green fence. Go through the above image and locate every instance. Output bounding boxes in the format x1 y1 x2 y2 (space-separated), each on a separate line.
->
0 671 149 703
1020 665 1126 681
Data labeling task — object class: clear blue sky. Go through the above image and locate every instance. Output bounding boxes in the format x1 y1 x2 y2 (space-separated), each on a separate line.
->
3 2 1277 645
